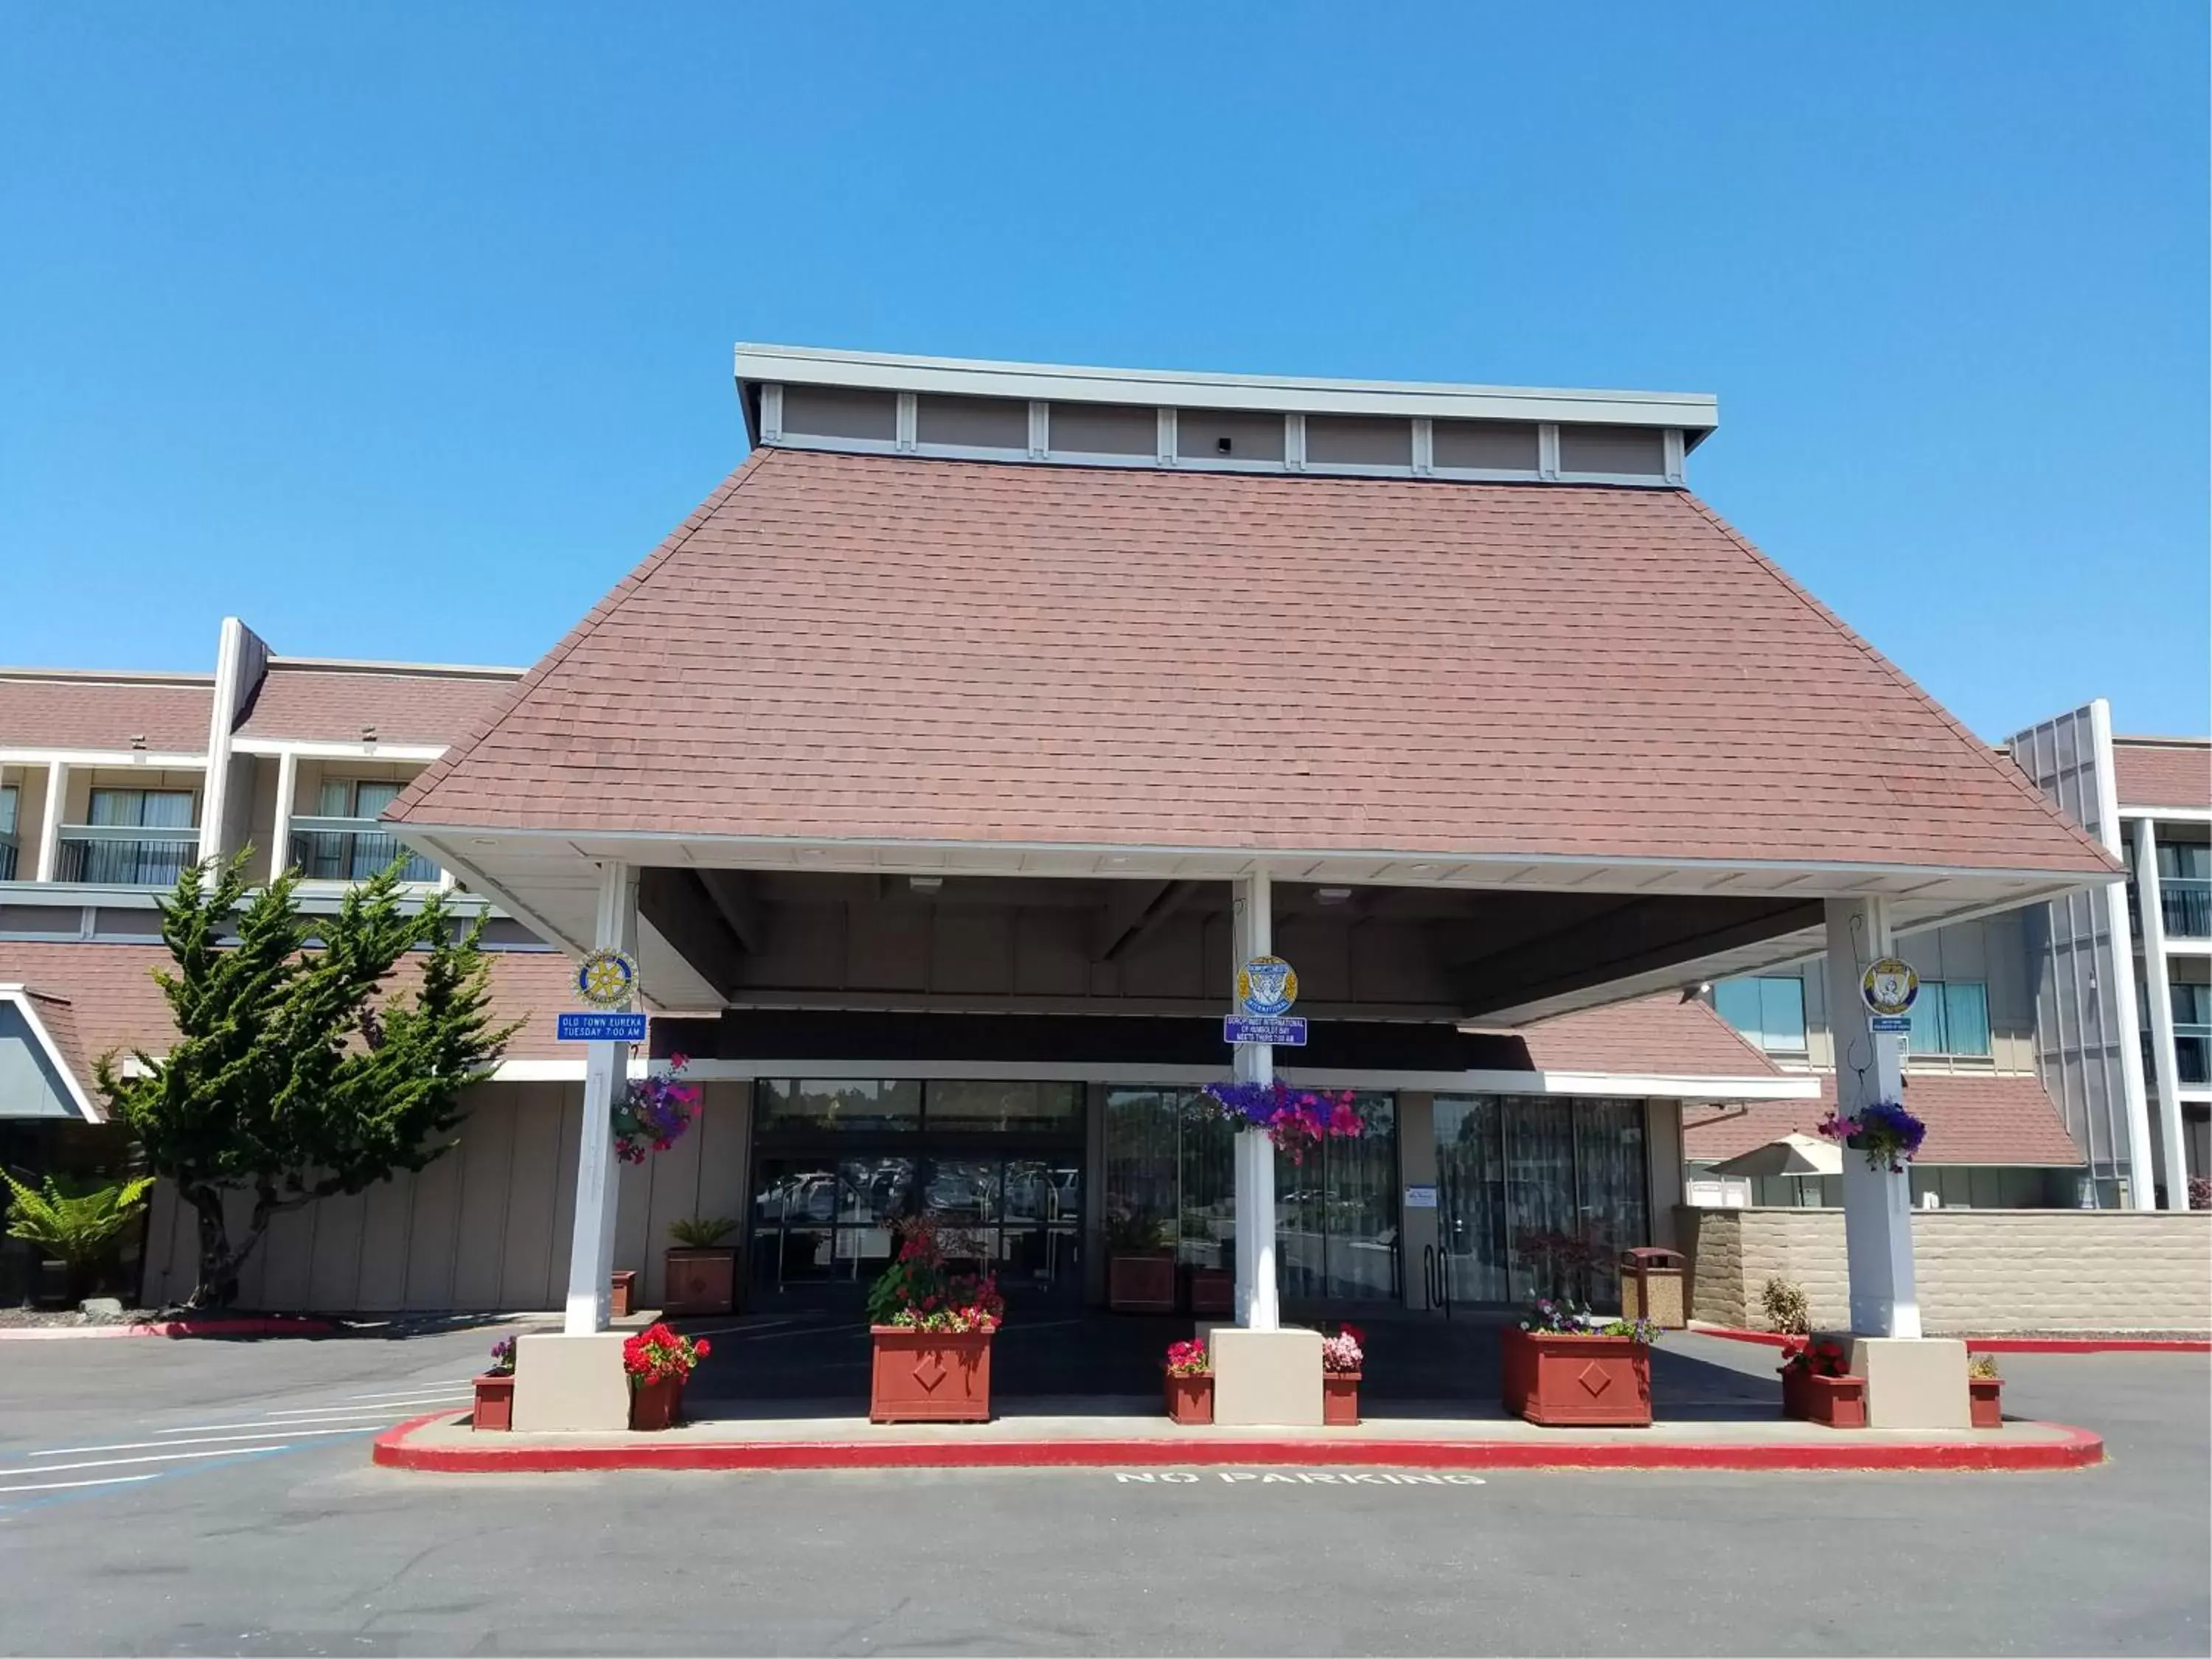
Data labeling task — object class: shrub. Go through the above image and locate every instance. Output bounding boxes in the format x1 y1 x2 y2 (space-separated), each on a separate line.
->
2188 1175 2211 1211
669 1215 738 1248
1760 1276 1812 1335
1969 1353 2000 1380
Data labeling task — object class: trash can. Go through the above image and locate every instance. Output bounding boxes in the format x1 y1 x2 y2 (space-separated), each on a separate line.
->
1619 1247 1686 1329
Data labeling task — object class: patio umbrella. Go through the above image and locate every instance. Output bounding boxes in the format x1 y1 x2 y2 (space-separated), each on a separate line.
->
1707 1133 1843 1180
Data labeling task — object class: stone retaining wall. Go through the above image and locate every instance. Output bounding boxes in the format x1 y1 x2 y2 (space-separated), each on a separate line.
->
1678 1206 2212 1334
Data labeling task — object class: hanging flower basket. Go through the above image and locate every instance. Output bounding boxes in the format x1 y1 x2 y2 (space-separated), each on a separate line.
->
612 1055 703 1164
1815 1100 1927 1173
1194 1080 1364 1164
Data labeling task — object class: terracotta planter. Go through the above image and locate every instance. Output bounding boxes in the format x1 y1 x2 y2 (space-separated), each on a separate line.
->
1969 1375 2003 1429
610 1269 637 1319
664 1247 738 1317
869 1326 994 1423
472 1372 514 1432
1186 1267 1234 1318
1164 1370 1214 1425
1108 1253 1176 1313
1323 1370 1361 1427
1500 1326 1652 1427
1781 1366 1867 1428
629 1374 684 1431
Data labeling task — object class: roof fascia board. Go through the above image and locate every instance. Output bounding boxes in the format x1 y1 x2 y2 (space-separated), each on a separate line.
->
2118 804 2212 823
0 669 214 686
264 655 527 679
232 739 447 762
0 748 209 768
733 344 1718 432
387 821 2119 893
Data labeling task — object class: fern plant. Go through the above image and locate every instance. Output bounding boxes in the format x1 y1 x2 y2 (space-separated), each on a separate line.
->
669 1215 739 1248
4 1173 156 1301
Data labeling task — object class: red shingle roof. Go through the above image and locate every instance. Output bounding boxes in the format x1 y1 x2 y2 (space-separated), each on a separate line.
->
236 664 521 747
2114 740 2209 812
1512 993 1781 1078
390 450 2114 875
1682 1071 2084 1166
0 674 213 753
0 941 581 1070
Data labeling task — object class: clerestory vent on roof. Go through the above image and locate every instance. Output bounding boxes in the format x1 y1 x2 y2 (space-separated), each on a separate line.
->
740 344 1713 487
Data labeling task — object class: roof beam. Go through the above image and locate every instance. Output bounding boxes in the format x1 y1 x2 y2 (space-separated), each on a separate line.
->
1453 894 1825 1018
695 868 762 953
1095 880 1194 963
637 867 748 998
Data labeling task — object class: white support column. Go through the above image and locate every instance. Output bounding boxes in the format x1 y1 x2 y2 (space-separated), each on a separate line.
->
1822 896 1921 1340
2132 817 2191 1211
33 760 66 882
268 748 297 879
563 861 639 1335
1231 869 1279 1331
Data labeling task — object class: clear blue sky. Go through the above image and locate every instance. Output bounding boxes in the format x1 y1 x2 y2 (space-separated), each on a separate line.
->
4 4 2205 739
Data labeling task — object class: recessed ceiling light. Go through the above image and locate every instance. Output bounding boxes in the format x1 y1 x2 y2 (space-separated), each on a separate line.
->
909 875 943 891
1408 863 1439 875
1317 887 1352 904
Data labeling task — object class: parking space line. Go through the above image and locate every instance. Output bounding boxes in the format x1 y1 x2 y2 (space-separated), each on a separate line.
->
1 1447 289 1478
258 1397 465 1418
156 1411 411 1433
34 1426 380 1458
0 1471 164 1497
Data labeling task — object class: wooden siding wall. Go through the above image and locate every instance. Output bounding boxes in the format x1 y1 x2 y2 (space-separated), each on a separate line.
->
138 1080 754 1312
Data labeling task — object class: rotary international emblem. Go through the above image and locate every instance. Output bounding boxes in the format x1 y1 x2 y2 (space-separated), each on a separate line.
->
574 947 638 1010
1860 956 1919 1018
1237 955 1299 1018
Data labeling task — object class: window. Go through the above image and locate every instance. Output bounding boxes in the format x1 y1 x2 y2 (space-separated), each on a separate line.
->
76 789 196 886
298 779 437 882
1714 976 1808 1055
0 784 16 881
1907 981 1992 1057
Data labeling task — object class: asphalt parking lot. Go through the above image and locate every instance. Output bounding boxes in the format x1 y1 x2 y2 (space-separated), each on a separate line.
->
0 1325 2204 1657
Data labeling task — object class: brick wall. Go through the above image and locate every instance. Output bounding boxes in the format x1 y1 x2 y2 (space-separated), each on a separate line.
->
1678 1206 2212 1334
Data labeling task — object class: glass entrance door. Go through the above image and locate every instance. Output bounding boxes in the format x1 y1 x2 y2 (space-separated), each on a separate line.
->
1433 1094 1650 1310
748 1079 1084 1304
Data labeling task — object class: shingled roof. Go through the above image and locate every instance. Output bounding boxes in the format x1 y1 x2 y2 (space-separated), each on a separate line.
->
0 672 214 754
2114 738 2210 813
1682 1071 2085 1167
235 662 523 747
388 449 2113 878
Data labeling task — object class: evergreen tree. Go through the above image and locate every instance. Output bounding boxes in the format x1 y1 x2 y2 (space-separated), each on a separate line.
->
96 854 514 1307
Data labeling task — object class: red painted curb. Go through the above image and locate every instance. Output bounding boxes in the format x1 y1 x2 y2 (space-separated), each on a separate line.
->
0 1315 337 1340
1690 1324 2209 1354
371 1412 2105 1475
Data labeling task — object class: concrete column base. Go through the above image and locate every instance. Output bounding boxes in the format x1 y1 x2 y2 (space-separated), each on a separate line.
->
1208 1326 1323 1427
512 1332 630 1431
1848 1335 1970 1430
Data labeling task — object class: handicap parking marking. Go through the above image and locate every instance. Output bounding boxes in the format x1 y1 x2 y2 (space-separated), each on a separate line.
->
1110 1469 1488 1486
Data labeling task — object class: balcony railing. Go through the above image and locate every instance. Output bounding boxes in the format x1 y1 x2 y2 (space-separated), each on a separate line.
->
2161 878 2211 940
2143 1029 2212 1088
54 823 201 887
288 816 439 884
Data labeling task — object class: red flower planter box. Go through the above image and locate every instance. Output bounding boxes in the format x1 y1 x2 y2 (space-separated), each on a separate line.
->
869 1326 994 1423
1969 1376 2003 1429
472 1372 514 1432
610 1270 637 1319
1501 1326 1652 1427
1781 1366 1867 1428
629 1375 684 1432
664 1248 739 1317
1323 1371 1361 1427
1186 1267 1234 1318
1164 1371 1214 1425
1108 1253 1176 1313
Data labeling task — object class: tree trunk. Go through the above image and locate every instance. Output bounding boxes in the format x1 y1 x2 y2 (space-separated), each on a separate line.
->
184 1187 239 1310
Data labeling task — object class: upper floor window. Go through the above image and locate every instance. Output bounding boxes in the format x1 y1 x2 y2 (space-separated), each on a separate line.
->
1714 975 1808 1055
2157 842 2211 881
64 787 198 887
295 779 437 883
1908 980 1991 1057
0 783 17 881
